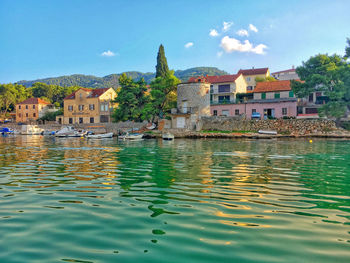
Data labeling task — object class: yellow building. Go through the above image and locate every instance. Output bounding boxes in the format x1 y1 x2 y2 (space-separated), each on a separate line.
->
61 87 117 124
237 67 270 92
16 98 51 123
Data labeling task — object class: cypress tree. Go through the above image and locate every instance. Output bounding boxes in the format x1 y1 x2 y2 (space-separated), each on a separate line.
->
155 44 169 78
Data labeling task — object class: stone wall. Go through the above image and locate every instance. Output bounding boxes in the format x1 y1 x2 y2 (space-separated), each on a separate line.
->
200 116 338 135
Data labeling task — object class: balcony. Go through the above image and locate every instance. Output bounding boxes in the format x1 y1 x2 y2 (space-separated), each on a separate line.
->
210 100 236 105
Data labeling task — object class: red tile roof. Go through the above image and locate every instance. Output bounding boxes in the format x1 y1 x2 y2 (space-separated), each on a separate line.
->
18 97 50 105
271 68 296 75
64 88 110 100
237 67 269 76
187 74 241 84
253 80 291 93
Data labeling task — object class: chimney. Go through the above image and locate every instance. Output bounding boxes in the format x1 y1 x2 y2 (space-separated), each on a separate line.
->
252 66 255 69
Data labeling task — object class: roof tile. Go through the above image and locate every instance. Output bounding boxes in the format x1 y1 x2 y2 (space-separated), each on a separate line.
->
238 67 269 76
253 80 291 93
18 97 50 105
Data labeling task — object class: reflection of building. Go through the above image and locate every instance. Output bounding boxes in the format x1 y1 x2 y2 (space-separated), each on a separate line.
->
171 79 210 129
60 88 117 124
16 97 52 123
210 80 297 119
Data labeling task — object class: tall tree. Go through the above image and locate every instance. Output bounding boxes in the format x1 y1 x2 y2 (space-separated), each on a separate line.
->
345 38 350 60
155 44 169 78
112 74 148 122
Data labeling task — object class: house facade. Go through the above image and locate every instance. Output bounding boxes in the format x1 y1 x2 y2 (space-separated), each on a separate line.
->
61 87 117 125
16 98 51 123
237 67 270 91
210 80 297 119
271 68 299 80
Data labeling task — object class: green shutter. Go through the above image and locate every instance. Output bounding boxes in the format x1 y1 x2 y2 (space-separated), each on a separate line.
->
274 92 280 99
261 93 266 99
289 91 294 97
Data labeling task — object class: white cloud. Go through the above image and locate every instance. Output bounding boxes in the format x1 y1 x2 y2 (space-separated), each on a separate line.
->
222 21 233 32
220 36 267 54
101 50 116 57
185 42 194 48
217 51 223 58
209 29 219 37
249 24 258 33
236 29 249 37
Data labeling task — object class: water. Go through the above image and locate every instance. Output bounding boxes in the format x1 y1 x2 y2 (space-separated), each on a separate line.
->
0 136 349 263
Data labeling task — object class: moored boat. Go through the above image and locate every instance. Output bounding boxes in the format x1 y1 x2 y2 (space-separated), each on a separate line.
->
86 132 114 139
20 125 44 135
55 126 87 137
0 127 17 135
258 130 277 135
118 132 143 140
162 132 174 140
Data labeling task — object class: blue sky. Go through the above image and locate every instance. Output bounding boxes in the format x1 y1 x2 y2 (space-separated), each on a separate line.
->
1 0 349 83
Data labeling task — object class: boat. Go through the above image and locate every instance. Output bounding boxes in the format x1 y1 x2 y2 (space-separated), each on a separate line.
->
42 130 56 136
162 132 174 140
0 127 17 135
55 126 88 137
258 130 277 135
118 132 143 140
20 125 44 135
146 123 156 130
86 132 114 139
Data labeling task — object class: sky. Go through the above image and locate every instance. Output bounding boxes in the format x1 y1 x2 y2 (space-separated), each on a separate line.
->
1 0 349 83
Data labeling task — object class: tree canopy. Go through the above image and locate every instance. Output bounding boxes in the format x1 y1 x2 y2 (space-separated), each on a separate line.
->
0 83 30 117
155 44 169 78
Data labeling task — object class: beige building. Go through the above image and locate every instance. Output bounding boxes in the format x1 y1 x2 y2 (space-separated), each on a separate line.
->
237 67 270 91
271 68 299 81
60 87 117 124
16 98 51 123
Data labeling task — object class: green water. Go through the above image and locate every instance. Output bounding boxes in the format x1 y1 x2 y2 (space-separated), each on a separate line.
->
0 136 350 263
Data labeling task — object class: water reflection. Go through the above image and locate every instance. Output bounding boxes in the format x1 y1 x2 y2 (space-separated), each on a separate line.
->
0 136 349 262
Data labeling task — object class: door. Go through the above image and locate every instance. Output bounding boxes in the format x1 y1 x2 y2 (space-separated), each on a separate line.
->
176 117 186 128
182 102 188 113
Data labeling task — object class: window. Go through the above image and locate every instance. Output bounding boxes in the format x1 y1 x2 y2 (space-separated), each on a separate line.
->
79 93 83 99
25 105 28 109
33 113 36 117
213 110 217 116
89 104 95 110
100 115 109 123
252 109 256 113
18 113 21 117
305 108 318 114
247 86 253 91
274 92 280 99
235 109 239 115
218 95 230 103
289 91 294 97
210 95 213 102
210 85 214 94
68 105 73 111
19 105 21 109
247 77 251 81
308 93 314 102
69 118 73 124
79 118 83 124
282 108 287 115
218 84 230 93
33 105 35 109
221 110 229 116
90 117 94 123
78 105 84 111
316 92 322 97
261 93 266 99
26 113 28 117
100 104 109 111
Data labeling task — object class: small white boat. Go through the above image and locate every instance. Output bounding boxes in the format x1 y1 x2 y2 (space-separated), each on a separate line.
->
118 132 143 140
86 132 114 139
162 132 174 140
55 126 87 137
258 130 277 135
146 123 156 130
21 125 44 135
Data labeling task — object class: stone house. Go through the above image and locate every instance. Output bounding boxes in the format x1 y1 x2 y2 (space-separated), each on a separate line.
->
171 79 210 129
210 80 297 119
59 87 117 125
271 67 299 80
16 97 52 123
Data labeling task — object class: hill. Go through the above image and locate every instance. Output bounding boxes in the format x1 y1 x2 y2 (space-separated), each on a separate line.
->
16 67 228 88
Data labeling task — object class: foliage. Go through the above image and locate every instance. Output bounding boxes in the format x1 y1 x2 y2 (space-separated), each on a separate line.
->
155 44 169 78
0 83 30 117
143 71 180 121
291 48 350 120
255 76 276 82
16 67 228 88
112 74 149 122
38 109 63 122
345 38 350 59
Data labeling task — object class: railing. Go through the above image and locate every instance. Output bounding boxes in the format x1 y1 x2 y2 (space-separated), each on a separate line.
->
210 100 236 105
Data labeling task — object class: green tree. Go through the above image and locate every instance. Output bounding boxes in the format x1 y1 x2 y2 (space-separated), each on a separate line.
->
155 44 169 78
112 74 148 122
345 38 350 59
0 84 30 117
143 71 180 121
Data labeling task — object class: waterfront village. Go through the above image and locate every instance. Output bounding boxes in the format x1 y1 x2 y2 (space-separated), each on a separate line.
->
2 43 350 139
